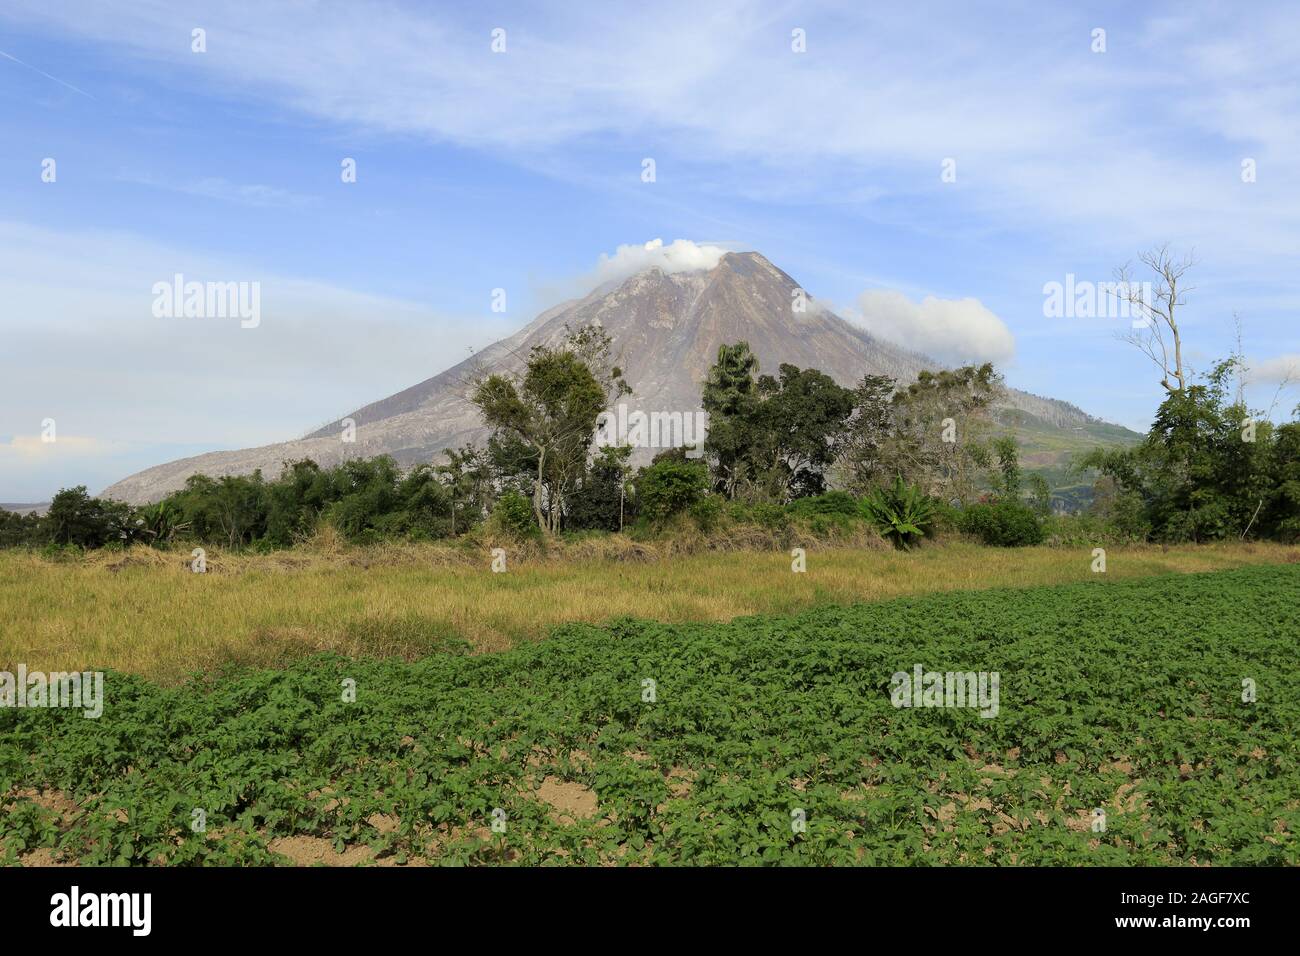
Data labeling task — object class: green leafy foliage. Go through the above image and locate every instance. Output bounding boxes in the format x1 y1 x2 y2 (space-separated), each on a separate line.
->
787 490 860 518
861 477 936 549
43 487 136 549
958 500 1047 547
635 456 709 524
473 324 629 533
702 344 856 501
490 491 541 541
1083 358 1300 543
3 566 1295 865
687 494 723 533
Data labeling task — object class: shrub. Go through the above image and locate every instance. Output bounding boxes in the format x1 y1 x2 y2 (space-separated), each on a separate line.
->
0 509 43 548
567 475 627 532
958 499 1046 547
861 477 935 549
1043 512 1144 548
751 502 790 531
490 491 540 539
636 458 709 523
787 490 859 518
928 498 962 538
689 495 724 533
725 501 754 524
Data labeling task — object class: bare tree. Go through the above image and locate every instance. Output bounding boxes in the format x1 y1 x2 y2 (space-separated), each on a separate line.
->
1114 244 1196 393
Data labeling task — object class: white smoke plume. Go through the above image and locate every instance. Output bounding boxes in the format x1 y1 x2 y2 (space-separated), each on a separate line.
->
852 289 1016 367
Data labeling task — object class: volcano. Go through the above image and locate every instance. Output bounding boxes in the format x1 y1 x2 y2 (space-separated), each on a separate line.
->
102 251 1132 504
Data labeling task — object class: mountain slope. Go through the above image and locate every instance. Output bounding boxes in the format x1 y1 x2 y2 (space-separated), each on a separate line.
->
102 252 1137 504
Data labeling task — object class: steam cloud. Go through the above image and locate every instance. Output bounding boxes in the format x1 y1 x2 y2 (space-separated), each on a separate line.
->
853 290 1016 367
589 239 730 288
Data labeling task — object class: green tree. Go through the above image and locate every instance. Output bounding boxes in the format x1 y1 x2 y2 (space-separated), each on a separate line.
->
263 459 332 546
701 342 760 498
701 345 855 502
1082 357 1289 542
324 457 402 542
749 364 856 501
1266 418 1300 541
837 373 896 494
569 444 634 532
436 444 492 535
0 508 43 547
879 364 1001 504
472 325 628 532
991 436 1022 499
44 486 133 548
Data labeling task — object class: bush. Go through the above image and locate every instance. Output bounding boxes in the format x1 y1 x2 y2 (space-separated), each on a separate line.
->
1043 512 1144 548
567 475 627 532
861 477 935 549
808 513 853 537
725 501 754 524
751 502 789 531
958 500 1046 547
928 498 962 538
490 491 540 539
688 495 724 533
0 509 43 548
787 490 859 518
636 458 709 523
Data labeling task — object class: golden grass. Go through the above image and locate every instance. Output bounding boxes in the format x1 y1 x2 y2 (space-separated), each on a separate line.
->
2 538 1295 683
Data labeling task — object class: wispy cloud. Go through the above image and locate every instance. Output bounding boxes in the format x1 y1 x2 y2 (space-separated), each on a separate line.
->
589 239 731 287
121 174 317 208
0 434 119 460
6 1 1297 266
1251 354 1300 386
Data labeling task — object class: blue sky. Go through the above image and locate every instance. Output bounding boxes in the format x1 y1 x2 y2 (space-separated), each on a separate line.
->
2 1 1298 500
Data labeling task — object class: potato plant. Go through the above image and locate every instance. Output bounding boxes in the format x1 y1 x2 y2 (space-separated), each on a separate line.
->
2 565 1296 866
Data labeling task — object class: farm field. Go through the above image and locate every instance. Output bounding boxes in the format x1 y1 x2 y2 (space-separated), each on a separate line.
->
2 563 1297 866
1 539 1295 683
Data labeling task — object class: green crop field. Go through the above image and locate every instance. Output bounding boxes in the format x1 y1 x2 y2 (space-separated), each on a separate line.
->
3 564 1297 866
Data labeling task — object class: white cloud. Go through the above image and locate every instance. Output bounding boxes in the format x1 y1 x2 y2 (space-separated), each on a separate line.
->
851 290 1015 367
121 173 317 209
6 1 1299 267
0 221 495 498
0 435 119 460
1251 354 1300 385
589 239 729 288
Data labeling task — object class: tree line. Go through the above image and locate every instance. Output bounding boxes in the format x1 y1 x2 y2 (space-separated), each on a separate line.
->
6 249 1296 552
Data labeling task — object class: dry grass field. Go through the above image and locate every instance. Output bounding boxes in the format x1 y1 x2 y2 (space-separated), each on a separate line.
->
3 536 1294 683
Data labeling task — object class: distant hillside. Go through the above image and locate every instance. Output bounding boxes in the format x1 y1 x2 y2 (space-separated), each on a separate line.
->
995 405 1143 511
103 251 1142 504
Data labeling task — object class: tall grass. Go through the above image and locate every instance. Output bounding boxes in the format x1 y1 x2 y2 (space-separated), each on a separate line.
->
2 537 1293 683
